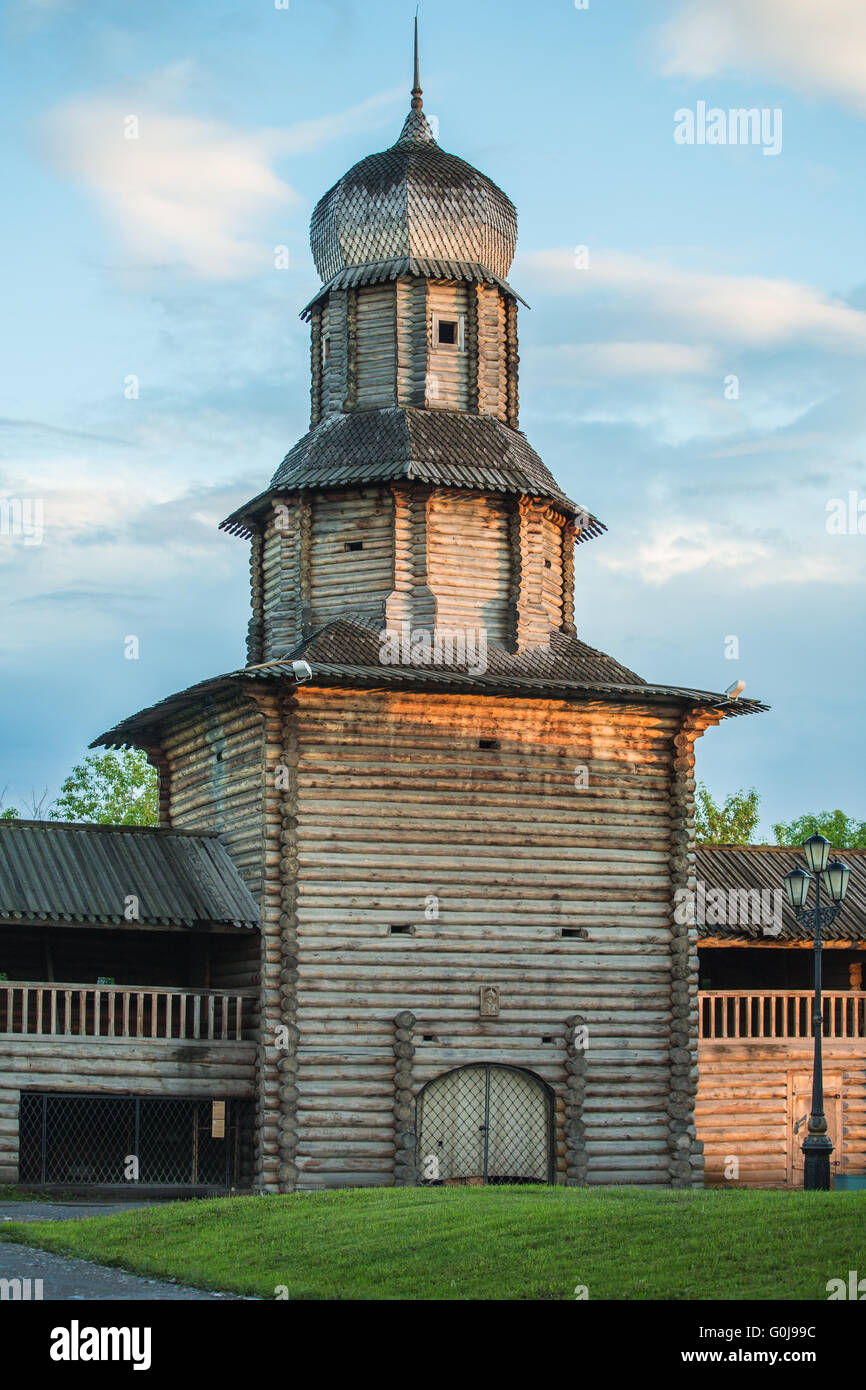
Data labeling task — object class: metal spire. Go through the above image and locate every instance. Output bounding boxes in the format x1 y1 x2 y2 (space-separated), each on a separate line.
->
411 13 423 111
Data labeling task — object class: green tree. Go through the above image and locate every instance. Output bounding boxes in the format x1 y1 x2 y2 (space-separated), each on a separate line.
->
0 806 18 820
695 783 761 845
49 750 158 826
773 809 866 850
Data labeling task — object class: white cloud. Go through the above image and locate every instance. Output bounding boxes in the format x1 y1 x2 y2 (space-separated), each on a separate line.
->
658 0 866 116
523 249 866 353
528 340 717 380
702 432 828 459
601 521 852 587
46 86 402 279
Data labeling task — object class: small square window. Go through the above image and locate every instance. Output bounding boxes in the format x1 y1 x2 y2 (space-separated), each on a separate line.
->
432 312 465 352
344 540 363 552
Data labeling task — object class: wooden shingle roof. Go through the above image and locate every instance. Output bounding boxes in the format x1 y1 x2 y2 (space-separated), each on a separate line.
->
310 106 517 284
0 821 260 930
221 408 598 536
92 623 766 748
697 844 866 943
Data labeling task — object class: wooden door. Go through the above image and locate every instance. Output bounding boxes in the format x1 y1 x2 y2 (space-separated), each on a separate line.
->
787 1071 842 1188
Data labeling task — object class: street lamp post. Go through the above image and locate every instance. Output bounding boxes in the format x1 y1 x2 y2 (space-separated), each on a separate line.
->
783 835 851 1191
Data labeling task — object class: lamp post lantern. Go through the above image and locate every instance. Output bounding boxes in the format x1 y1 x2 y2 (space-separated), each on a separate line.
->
783 836 850 1191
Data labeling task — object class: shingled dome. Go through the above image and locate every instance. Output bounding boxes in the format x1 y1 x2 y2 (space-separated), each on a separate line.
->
310 101 517 284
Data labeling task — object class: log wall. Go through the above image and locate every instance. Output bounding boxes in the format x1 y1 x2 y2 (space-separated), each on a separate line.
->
248 484 576 660
395 277 427 408
512 500 566 649
261 500 306 657
310 278 514 421
476 284 507 420
426 490 511 643
355 285 397 409
281 686 691 1190
697 1039 866 1187
0 1037 256 1185
427 282 470 410
309 488 395 629
322 294 349 416
161 692 266 898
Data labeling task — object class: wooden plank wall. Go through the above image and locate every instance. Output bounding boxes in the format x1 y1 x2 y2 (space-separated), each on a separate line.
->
289 687 682 1189
309 488 395 629
697 1040 866 1187
162 692 266 897
426 490 511 644
0 1038 256 1184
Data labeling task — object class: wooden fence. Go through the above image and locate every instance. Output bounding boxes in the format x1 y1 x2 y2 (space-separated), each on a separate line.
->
0 982 257 1042
700 990 866 1042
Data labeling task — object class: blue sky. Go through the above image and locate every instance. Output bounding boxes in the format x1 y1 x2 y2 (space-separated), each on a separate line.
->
1 0 864 837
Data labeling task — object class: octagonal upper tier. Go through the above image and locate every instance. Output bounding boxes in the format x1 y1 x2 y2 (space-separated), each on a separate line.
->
310 108 518 284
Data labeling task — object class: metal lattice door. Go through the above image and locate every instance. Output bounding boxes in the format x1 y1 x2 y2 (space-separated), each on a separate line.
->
18 1093 250 1188
416 1064 553 1185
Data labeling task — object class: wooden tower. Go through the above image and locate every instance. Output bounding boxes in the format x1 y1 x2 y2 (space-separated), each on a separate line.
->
97 32 763 1191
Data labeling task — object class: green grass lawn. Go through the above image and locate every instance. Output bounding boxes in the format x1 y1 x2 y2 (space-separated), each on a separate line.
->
2 1186 864 1300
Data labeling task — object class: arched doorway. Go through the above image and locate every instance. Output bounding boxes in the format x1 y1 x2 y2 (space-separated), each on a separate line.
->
415 1064 554 1185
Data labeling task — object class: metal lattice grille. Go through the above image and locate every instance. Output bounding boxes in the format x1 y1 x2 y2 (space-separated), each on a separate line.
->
18 1093 251 1188
416 1064 553 1185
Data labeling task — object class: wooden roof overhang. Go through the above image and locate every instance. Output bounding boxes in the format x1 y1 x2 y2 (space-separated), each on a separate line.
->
92 651 767 752
300 257 529 320
696 844 866 946
220 408 600 540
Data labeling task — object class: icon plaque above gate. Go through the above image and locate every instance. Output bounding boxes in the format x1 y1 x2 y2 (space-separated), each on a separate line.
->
480 986 500 1017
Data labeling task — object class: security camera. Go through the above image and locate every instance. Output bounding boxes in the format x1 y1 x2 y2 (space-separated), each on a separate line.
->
291 660 313 684
725 679 746 700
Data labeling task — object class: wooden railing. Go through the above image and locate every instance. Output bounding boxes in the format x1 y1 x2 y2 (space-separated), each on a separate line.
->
700 990 866 1042
0 982 257 1042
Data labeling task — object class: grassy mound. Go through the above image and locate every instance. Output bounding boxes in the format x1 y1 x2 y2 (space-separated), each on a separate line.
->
2 1185 863 1300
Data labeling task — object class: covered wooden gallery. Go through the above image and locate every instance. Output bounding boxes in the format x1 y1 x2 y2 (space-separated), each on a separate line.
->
0 819 259 1190
696 845 866 1188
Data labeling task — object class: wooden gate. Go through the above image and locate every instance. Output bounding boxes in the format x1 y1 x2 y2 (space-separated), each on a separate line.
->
415 1064 553 1185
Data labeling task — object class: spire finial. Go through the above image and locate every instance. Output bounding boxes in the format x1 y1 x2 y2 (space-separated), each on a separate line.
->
411 12 423 111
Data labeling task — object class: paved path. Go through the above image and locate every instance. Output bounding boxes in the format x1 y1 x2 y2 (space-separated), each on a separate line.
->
0 1200 160 1223
0 1201 253 1300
